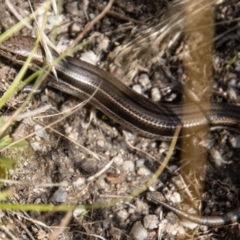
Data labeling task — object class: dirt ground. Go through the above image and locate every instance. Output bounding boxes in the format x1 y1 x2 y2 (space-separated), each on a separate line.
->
1 0 240 239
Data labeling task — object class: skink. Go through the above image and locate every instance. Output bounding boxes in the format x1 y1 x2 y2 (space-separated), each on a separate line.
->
1 36 240 226
1 36 240 141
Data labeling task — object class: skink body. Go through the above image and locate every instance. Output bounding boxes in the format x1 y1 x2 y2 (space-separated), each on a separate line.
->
1 36 240 140
1 36 240 226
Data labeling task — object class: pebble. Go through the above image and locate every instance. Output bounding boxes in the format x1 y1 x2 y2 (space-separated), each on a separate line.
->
234 59 240 72
143 215 159 229
115 209 129 223
210 148 229 166
135 199 149 215
138 73 151 90
81 50 99 65
97 138 105 149
65 2 79 15
34 125 49 141
78 158 98 174
151 87 161 102
228 87 237 101
96 34 110 53
137 166 151 176
70 22 82 34
50 188 67 203
112 155 124 166
135 159 145 168
129 221 148 240
132 84 143 94
73 207 87 217
214 56 220 67
169 192 181 204
122 160 135 172
73 177 86 187
30 141 41 151
229 135 240 148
